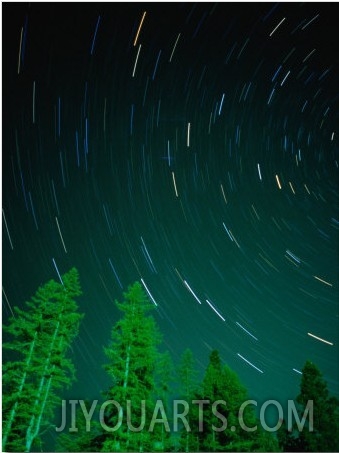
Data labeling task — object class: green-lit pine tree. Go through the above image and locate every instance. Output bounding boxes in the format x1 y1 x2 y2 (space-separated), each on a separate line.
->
197 350 230 451
101 281 162 452
2 267 83 452
177 348 199 452
278 360 339 452
219 358 279 452
152 351 175 452
191 350 277 452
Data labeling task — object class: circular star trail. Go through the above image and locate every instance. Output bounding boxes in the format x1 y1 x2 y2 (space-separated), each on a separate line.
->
3 2 338 412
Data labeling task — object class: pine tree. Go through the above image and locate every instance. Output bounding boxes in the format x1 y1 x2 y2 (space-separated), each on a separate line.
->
177 348 199 452
101 281 162 452
278 360 339 452
2 267 83 452
187 350 226 451
190 350 278 452
153 351 175 452
198 350 231 451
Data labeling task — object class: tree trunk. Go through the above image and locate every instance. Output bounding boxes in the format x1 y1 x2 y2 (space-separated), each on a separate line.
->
2 331 38 451
120 343 130 448
25 319 61 451
26 366 54 451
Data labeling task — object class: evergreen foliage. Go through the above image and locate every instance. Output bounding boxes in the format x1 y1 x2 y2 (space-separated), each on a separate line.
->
100 281 163 452
2 267 83 452
177 348 199 452
190 349 266 452
5 276 336 452
278 360 339 452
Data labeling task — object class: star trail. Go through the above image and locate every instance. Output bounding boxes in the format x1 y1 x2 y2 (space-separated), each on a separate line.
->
2 1 338 424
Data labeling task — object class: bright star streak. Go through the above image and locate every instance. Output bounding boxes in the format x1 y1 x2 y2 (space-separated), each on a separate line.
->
269 17 286 37
307 332 333 346
235 322 258 341
184 280 202 304
206 299 225 322
237 353 263 373
141 278 158 306
133 11 146 47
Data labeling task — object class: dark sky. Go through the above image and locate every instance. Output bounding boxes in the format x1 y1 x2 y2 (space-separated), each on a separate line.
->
2 0 339 428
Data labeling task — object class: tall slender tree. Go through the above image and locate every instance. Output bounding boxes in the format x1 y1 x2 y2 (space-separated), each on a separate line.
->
101 281 162 452
2 267 83 452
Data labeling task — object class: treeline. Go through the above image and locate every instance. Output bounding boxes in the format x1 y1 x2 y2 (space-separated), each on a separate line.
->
2 268 339 452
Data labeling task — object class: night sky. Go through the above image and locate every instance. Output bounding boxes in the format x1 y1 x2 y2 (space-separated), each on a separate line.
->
2 0 339 422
